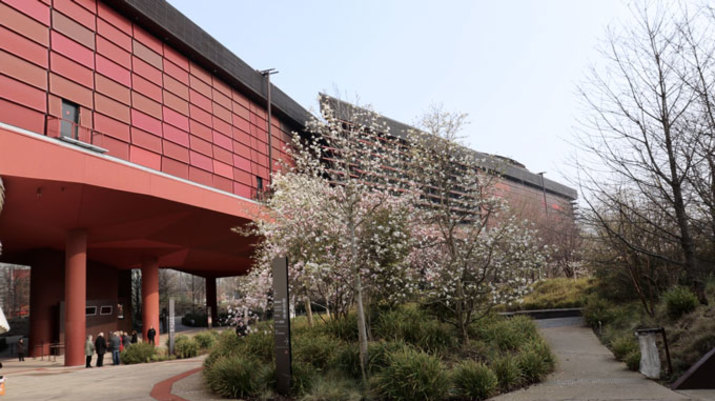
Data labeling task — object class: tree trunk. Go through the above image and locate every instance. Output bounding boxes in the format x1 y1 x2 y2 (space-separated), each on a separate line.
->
304 297 313 327
350 221 369 384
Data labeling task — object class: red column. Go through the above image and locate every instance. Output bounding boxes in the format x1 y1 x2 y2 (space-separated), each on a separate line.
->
141 258 160 345
206 277 218 325
64 229 87 366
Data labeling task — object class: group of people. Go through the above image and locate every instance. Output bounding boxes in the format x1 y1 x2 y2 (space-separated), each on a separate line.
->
84 329 143 368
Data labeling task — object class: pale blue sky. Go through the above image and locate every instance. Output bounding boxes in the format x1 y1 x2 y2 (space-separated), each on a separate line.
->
167 0 635 189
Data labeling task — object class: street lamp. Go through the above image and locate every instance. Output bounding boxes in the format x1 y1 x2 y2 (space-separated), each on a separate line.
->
537 171 548 218
259 68 278 186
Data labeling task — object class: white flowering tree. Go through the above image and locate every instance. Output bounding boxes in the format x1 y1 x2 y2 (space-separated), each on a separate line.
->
407 108 547 342
243 98 416 382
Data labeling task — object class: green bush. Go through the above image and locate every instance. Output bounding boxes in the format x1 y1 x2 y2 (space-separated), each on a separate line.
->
291 361 317 396
451 360 498 400
120 342 157 364
204 330 241 368
663 286 698 320
522 338 556 370
480 317 537 352
293 333 340 370
173 335 200 359
516 348 551 384
300 374 362 401
625 350 641 371
582 295 617 329
610 335 638 361
492 355 523 392
204 355 265 398
239 328 275 362
374 305 456 352
372 347 449 401
517 277 591 310
194 331 217 349
321 314 358 342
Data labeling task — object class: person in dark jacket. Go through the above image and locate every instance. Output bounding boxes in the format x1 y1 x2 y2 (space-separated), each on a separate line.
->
110 332 121 365
95 332 107 367
130 330 138 344
122 331 131 350
17 338 25 361
147 326 156 345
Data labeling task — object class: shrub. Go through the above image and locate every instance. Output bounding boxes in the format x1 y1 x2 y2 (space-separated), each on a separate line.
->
321 314 358 342
204 330 241 368
239 328 275 362
582 295 617 329
517 277 592 310
451 360 498 400
204 355 264 398
522 338 555 371
173 335 200 359
291 361 317 396
182 311 208 327
292 333 340 370
373 347 449 401
625 350 641 371
300 374 362 401
374 306 456 352
479 317 536 352
610 335 638 361
120 342 156 364
492 355 523 392
516 348 551 384
194 331 217 349
663 286 698 320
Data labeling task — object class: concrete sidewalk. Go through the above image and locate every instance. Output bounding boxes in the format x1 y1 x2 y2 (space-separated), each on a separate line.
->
490 318 704 401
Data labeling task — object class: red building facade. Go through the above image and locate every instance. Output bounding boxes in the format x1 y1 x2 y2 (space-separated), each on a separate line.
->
0 0 310 366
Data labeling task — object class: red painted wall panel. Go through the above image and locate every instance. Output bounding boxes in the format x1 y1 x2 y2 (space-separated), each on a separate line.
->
0 0 295 198
0 49 47 90
0 74 46 112
2 0 50 25
0 2 49 45
0 26 48 67
162 123 189 147
51 31 93 69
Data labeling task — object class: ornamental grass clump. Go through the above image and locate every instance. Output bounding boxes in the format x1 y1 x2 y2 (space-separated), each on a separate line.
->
451 360 498 400
663 286 698 320
372 347 449 401
491 354 523 392
120 342 156 364
173 335 199 359
204 355 266 399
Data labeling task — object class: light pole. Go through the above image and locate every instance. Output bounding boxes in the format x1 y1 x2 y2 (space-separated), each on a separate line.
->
259 68 278 187
537 171 548 218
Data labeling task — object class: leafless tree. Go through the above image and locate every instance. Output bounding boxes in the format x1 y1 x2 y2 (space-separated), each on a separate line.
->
578 2 712 303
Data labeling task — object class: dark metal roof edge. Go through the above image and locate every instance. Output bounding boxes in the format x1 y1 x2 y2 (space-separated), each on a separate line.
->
104 0 313 130
320 95 578 200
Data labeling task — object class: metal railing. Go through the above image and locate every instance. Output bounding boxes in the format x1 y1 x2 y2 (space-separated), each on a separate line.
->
45 115 105 151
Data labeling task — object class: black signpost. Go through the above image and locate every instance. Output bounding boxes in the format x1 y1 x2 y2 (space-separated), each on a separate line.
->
273 257 291 395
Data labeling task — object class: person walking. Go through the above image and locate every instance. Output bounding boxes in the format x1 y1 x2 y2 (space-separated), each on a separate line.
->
85 335 95 368
147 326 156 346
17 338 25 361
110 332 121 365
122 331 131 350
130 330 138 344
95 332 106 367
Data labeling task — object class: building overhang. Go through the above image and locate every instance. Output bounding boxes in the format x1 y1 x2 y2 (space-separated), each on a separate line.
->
0 123 264 277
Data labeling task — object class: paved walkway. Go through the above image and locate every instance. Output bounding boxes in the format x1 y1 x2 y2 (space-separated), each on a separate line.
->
1 319 712 400
490 317 708 401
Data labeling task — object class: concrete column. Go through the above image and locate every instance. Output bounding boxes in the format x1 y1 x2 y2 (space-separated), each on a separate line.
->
206 277 218 325
64 229 87 366
141 258 160 345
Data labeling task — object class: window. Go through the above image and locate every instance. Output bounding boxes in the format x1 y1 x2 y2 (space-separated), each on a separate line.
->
61 100 80 139
99 305 113 316
86 306 97 316
257 176 263 192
